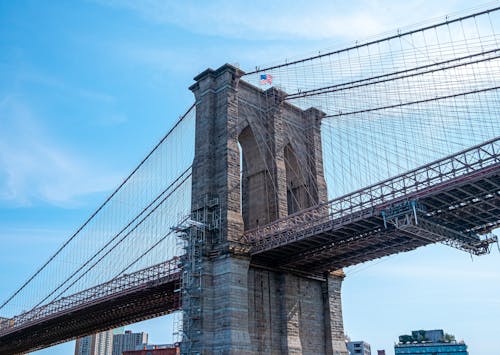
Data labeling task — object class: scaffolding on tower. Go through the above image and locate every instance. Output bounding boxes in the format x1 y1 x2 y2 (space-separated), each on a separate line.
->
176 194 220 355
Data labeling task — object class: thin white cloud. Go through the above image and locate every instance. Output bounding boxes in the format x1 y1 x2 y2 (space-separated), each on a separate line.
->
91 0 500 87
95 0 479 41
0 96 121 207
17 69 116 104
12 67 127 127
93 0 493 76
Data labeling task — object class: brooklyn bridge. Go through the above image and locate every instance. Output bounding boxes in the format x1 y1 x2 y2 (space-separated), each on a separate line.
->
1 6 499 355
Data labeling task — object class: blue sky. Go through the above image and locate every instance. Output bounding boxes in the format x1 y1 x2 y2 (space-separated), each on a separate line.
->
1 0 499 354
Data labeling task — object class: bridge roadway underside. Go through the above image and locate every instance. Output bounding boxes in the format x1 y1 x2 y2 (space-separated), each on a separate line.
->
0 277 180 355
250 167 500 274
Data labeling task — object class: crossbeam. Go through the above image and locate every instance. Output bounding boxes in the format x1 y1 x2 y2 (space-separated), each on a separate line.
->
397 216 496 255
383 201 497 255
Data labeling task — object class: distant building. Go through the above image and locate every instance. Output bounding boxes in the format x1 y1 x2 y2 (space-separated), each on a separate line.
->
347 340 371 355
74 330 114 355
123 344 179 355
395 329 468 355
112 330 148 355
377 350 386 355
0 317 11 330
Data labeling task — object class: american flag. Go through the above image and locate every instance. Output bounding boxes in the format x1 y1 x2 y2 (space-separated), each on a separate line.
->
260 73 273 85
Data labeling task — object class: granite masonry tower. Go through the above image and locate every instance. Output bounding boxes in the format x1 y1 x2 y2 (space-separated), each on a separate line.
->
182 64 348 355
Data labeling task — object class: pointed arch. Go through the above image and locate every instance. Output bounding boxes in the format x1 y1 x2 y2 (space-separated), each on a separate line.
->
238 125 269 230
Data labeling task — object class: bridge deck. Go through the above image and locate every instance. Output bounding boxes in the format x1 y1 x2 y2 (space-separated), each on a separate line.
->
251 168 499 273
0 260 181 355
245 138 500 274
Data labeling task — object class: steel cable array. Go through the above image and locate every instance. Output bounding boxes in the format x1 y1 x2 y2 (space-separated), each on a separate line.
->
243 5 500 200
1 3 500 344
0 106 195 322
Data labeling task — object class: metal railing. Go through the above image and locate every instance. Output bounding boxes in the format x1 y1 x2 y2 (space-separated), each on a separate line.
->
0 257 181 335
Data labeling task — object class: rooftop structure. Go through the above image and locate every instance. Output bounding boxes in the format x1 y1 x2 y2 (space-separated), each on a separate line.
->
395 329 468 355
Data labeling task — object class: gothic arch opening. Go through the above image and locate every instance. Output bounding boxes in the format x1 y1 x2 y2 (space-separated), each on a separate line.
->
285 143 308 215
238 126 269 230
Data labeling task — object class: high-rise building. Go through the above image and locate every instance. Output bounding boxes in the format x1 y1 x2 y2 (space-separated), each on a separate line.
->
112 330 148 355
74 330 114 355
347 340 371 355
377 350 386 355
394 329 468 354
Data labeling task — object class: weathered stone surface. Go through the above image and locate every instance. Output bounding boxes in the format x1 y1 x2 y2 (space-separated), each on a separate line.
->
187 63 347 355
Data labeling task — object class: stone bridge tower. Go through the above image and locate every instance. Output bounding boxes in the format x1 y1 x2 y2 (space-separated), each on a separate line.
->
184 64 348 355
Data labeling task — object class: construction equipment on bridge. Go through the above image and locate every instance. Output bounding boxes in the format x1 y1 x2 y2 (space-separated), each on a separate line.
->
178 195 221 355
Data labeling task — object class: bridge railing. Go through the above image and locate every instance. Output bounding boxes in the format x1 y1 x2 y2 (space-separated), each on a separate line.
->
0 257 181 335
244 137 500 251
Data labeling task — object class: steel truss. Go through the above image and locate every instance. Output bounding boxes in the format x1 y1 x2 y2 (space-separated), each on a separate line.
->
383 201 496 255
244 137 500 272
0 259 181 354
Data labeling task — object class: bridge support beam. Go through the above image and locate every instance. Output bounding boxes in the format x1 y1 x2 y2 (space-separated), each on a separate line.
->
187 63 348 355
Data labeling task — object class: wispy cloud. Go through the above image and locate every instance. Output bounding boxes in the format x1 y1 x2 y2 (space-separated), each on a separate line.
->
93 0 479 75
96 0 468 41
0 96 121 207
16 68 116 104
6 65 127 127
